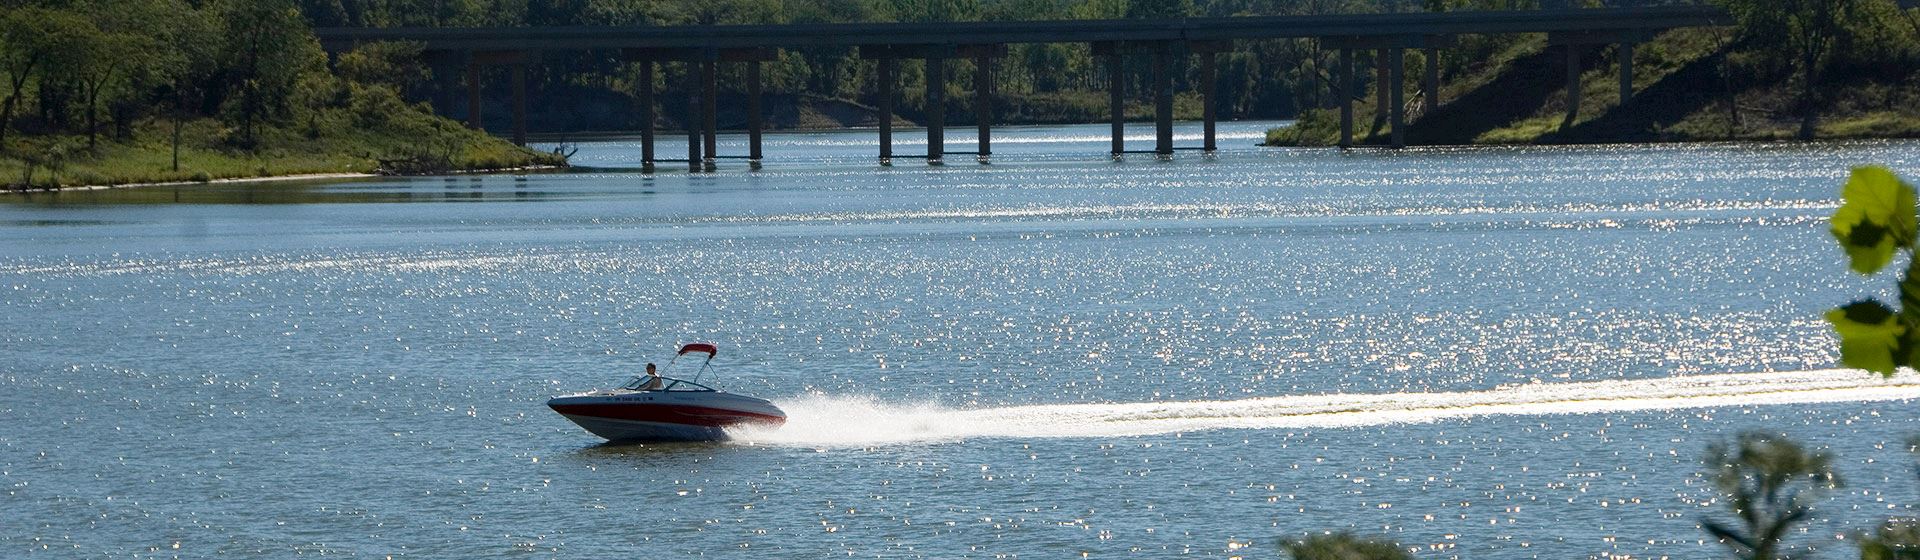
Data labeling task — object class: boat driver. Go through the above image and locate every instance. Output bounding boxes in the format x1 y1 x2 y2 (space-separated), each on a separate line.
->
643 363 664 390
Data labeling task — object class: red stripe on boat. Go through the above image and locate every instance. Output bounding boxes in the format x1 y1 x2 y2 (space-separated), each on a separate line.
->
549 403 785 427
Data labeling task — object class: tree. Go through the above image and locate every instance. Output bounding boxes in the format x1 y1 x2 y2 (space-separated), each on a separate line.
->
1127 0 1195 19
1701 432 1841 560
1280 532 1412 560
1719 0 1868 139
1826 166 1920 375
0 8 89 147
67 25 167 151
216 0 324 147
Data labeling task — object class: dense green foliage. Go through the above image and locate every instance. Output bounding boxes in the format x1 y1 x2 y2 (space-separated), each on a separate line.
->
1827 167 1920 376
1270 0 1920 146
0 0 559 189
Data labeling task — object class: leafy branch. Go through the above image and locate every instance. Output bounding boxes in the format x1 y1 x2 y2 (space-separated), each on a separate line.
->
1828 166 1920 375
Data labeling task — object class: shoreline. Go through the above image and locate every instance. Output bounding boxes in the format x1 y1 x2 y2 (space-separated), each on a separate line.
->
1 165 566 195
1262 132 1920 149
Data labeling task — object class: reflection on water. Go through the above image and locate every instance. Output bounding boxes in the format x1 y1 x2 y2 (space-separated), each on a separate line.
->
0 175 590 205
4 122 1920 559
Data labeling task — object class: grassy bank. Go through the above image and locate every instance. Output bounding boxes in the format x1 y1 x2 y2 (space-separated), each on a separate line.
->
4 87 561 191
1268 20 1920 147
4 98 562 190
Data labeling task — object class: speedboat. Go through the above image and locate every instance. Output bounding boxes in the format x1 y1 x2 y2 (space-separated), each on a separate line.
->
547 343 786 442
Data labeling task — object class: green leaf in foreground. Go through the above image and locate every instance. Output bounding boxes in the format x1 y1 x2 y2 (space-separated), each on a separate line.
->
1831 166 1918 274
1827 299 1905 376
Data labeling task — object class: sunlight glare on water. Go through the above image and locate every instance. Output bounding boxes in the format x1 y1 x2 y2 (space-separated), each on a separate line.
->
4 122 1920 559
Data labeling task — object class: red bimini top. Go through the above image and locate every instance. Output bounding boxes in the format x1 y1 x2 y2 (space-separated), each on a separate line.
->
678 343 718 357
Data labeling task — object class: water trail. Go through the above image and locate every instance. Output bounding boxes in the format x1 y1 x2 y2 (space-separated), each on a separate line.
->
728 369 1920 446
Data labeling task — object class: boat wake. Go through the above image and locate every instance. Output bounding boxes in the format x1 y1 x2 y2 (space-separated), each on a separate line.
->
727 369 1920 446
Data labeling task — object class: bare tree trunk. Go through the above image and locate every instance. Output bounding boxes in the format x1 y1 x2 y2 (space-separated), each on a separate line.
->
85 87 99 151
1798 46 1818 141
1721 54 1741 140
0 94 15 147
2 61 37 147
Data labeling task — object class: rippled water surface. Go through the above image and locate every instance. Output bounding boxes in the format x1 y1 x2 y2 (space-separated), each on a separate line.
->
6 122 1920 558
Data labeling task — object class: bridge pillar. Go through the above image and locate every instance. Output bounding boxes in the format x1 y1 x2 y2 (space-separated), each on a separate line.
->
638 60 655 172
1339 48 1353 149
686 62 701 173
974 50 992 162
1389 48 1405 149
701 58 718 171
1562 44 1581 130
466 61 482 130
748 60 763 167
1200 50 1217 154
1107 52 1124 157
1423 46 1440 113
1153 47 1172 157
927 56 946 163
511 63 528 146
877 57 894 164
1546 30 1653 128
1374 49 1389 133
426 52 462 121
1617 42 1634 104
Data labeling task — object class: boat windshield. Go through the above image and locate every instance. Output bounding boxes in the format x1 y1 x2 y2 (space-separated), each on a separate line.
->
620 376 716 392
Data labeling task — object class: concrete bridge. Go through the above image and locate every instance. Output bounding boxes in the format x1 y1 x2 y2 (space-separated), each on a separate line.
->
316 5 1729 170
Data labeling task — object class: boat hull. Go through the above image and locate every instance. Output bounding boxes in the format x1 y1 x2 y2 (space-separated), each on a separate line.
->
548 391 785 443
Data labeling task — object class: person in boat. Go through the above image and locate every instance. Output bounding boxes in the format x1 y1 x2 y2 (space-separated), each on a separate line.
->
642 362 664 390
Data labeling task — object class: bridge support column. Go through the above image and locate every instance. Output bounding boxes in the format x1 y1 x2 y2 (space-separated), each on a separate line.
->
1562 44 1581 130
1108 52 1123 157
686 62 701 173
926 56 945 163
1374 49 1389 133
877 57 894 164
1389 48 1405 149
748 60 763 167
427 52 461 121
701 58 717 171
1544 31 1652 127
1153 47 1172 158
511 63 528 146
975 51 992 162
1201 50 1217 154
1423 46 1440 113
466 61 482 130
1617 42 1634 104
1339 48 1353 149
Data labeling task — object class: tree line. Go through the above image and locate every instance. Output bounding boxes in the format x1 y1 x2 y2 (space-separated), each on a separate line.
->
2 0 324 151
10 0 1721 144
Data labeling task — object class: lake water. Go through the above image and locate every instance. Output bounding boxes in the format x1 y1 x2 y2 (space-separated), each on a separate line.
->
6 121 1920 558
